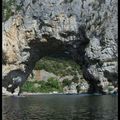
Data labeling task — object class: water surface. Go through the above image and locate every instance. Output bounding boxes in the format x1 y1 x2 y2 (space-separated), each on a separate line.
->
2 94 118 120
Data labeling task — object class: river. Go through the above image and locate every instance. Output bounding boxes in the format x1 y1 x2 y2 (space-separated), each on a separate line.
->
2 94 118 120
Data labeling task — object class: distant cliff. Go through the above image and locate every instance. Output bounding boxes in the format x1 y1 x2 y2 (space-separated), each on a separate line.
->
2 0 118 95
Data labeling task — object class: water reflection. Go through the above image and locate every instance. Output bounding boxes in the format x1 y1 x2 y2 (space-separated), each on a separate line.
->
2 95 118 120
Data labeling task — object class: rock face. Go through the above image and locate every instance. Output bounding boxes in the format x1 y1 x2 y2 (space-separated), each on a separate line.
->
29 70 57 81
2 0 118 94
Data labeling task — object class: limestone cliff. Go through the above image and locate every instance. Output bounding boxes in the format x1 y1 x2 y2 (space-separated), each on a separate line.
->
2 0 118 94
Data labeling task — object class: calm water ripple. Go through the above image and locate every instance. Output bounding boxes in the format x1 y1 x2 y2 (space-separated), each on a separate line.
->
2 94 118 120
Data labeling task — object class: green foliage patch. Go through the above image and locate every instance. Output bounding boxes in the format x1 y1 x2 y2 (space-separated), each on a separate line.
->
34 56 82 77
2 0 21 21
62 79 72 87
21 78 63 93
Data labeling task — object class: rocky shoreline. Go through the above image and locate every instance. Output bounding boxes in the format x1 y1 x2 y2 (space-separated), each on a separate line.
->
2 91 118 97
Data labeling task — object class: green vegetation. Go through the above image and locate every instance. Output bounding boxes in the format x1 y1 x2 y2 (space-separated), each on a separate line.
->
23 56 84 93
21 78 63 93
103 84 114 93
108 86 114 92
72 76 79 83
34 56 82 77
62 79 72 87
2 0 21 21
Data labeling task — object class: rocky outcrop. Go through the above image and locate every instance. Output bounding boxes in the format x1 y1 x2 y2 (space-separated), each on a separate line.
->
2 0 118 94
29 70 57 81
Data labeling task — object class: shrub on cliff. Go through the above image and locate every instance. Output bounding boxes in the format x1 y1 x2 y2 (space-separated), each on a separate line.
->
21 77 63 93
34 56 82 77
62 79 72 87
2 0 21 21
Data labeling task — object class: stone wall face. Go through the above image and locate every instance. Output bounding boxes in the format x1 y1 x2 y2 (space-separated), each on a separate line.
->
34 70 41 81
2 0 118 94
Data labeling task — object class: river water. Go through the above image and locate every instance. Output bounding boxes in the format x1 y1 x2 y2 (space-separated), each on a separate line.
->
2 94 118 120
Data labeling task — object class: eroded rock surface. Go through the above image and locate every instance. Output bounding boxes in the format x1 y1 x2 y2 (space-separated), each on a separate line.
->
2 0 118 94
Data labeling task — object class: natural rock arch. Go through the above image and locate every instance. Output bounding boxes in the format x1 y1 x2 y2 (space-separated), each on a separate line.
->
2 0 118 95
2 19 90 94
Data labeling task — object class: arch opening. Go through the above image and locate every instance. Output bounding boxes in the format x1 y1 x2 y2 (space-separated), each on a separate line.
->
22 54 89 94
2 26 94 94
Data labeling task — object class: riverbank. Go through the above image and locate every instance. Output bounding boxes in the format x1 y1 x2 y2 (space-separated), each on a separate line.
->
2 92 79 96
2 91 118 97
